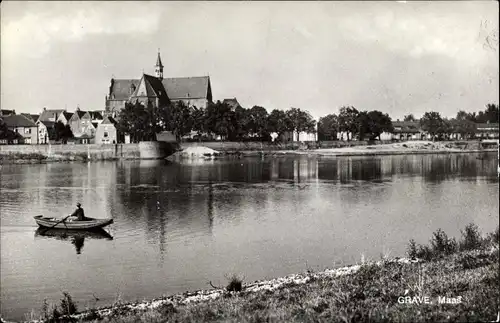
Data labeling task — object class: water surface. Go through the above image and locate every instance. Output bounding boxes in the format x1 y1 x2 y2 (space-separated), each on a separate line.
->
1 153 498 320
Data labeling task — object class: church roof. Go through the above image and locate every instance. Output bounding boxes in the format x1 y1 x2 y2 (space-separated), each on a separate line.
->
131 74 170 105
109 79 140 100
108 75 211 102
3 114 37 128
162 76 211 99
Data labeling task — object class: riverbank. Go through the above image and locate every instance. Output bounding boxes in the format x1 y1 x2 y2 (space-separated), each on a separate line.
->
0 142 178 164
170 140 498 160
17 225 499 323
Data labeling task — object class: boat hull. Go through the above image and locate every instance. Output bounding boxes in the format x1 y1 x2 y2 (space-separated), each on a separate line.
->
34 215 113 230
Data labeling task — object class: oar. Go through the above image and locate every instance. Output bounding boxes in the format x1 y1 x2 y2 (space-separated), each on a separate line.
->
40 215 71 234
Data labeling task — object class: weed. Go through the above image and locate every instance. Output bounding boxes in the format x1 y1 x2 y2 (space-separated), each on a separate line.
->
459 223 483 251
407 239 418 259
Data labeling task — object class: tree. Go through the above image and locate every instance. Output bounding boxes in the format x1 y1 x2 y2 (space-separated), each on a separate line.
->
318 114 338 141
420 111 447 141
160 101 193 141
247 106 269 139
0 117 17 141
268 109 293 140
54 121 74 144
450 118 476 139
483 103 499 123
233 106 250 140
117 101 157 143
403 114 416 122
205 101 236 140
357 110 393 141
191 106 206 139
337 106 359 141
285 107 316 142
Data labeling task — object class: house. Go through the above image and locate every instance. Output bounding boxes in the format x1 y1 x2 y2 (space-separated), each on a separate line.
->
36 120 56 144
475 122 499 139
391 121 422 140
39 108 65 123
2 114 38 144
95 116 120 144
105 51 213 118
68 109 95 139
56 111 74 125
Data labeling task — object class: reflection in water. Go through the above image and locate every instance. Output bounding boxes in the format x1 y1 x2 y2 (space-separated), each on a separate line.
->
1 152 498 322
34 228 113 254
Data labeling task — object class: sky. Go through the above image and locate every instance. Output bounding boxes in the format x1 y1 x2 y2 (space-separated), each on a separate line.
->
1 1 499 121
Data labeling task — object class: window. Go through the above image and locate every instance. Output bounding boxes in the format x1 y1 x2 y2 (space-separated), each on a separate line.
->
104 131 109 138
25 128 31 134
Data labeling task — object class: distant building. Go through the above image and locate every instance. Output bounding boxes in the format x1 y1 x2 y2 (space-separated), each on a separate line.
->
475 123 499 139
21 113 40 123
2 115 38 144
222 98 242 110
36 120 55 144
68 110 96 143
39 108 65 123
105 51 213 118
95 116 119 144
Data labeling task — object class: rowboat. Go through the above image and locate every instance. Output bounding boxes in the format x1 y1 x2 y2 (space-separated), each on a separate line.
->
34 215 113 230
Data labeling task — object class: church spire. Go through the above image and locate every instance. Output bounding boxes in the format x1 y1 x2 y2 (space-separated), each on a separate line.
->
155 49 164 80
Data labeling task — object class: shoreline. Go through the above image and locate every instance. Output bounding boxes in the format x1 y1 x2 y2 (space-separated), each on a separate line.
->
14 242 499 323
1 148 496 165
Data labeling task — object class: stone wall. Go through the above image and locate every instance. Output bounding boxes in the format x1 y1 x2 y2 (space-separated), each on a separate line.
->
0 141 176 163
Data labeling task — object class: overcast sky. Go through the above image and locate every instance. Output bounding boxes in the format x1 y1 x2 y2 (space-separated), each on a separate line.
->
1 1 498 120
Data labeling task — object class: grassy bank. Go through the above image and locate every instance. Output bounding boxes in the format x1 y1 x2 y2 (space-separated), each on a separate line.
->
19 224 499 323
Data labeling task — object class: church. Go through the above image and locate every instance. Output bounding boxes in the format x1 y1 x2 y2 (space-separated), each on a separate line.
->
105 51 213 117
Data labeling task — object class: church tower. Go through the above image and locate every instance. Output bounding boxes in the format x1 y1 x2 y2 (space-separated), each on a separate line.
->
155 50 164 80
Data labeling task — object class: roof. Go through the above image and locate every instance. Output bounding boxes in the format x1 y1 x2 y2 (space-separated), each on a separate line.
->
222 98 242 110
3 114 37 127
392 121 421 133
88 111 103 120
475 123 499 130
37 120 56 128
162 76 211 99
1 109 16 116
132 74 166 98
60 111 74 120
39 109 65 122
72 110 88 119
21 113 39 122
109 75 211 101
92 122 99 129
101 116 118 125
109 79 140 100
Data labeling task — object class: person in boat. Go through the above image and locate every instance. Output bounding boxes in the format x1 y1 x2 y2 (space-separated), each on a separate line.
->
70 202 88 221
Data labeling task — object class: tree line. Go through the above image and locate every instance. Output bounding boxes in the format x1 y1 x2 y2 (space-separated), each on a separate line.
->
117 101 498 143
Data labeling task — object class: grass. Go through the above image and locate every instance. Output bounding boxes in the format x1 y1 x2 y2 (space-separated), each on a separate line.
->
30 224 499 323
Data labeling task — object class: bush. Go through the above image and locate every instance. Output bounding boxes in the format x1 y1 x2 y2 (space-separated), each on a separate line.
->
407 239 418 259
430 228 457 256
459 223 483 251
226 274 243 292
60 292 78 316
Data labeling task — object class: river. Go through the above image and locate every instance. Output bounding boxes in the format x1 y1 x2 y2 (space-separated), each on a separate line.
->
1 153 498 321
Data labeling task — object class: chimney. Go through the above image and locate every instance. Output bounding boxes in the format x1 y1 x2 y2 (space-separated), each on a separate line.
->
43 107 47 111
